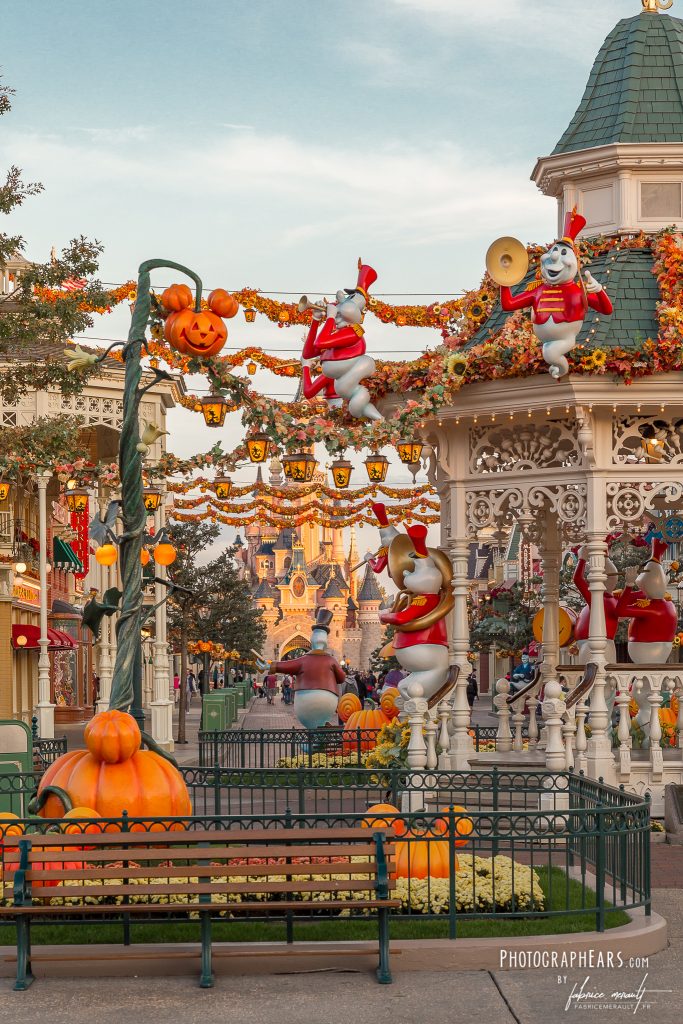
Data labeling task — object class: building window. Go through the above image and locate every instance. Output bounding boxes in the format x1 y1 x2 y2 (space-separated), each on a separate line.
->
640 182 682 220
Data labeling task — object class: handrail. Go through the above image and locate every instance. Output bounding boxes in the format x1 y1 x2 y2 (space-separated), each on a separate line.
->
565 662 599 711
506 666 541 707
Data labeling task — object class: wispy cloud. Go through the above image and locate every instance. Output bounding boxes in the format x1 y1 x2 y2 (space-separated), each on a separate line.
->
72 125 154 144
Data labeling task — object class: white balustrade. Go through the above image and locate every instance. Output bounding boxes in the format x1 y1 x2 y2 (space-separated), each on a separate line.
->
541 679 566 772
493 678 512 753
437 701 452 769
615 681 632 782
647 677 664 781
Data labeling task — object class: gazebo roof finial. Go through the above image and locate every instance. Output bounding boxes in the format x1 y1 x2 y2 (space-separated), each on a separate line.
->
642 0 674 13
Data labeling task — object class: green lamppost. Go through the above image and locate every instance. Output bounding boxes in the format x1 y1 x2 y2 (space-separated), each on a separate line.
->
71 259 203 731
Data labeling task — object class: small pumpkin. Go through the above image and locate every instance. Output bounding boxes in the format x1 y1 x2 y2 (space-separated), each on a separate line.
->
342 703 390 751
208 289 239 319
363 802 407 838
85 710 141 764
165 308 227 358
160 283 193 312
337 692 361 723
379 687 401 720
433 805 474 847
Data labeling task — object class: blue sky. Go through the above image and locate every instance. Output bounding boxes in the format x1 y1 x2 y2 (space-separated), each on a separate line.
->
1 0 638 553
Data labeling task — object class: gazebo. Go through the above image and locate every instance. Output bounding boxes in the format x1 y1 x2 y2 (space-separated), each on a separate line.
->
405 2 683 814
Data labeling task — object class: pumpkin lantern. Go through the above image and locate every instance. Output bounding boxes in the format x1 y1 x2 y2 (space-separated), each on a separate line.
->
160 283 193 312
337 692 361 723
35 710 192 828
164 308 228 358
379 687 401 720
208 289 239 319
342 702 390 752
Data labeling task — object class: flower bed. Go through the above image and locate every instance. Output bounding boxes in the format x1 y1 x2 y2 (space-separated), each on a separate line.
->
275 753 368 769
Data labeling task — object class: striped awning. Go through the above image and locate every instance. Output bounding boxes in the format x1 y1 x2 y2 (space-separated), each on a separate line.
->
53 537 84 573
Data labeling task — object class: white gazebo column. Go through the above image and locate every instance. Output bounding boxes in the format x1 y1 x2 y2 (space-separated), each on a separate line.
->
584 525 615 784
150 489 174 751
35 469 55 738
448 526 475 769
539 514 561 684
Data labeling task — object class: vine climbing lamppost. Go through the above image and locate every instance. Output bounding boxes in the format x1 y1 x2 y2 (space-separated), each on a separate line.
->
67 259 206 734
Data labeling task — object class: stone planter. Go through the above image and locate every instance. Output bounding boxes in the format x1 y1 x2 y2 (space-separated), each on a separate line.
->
650 830 667 844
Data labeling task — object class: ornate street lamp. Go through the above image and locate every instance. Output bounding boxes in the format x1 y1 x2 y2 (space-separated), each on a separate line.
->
246 432 271 463
0 482 10 502
65 486 90 514
283 451 317 483
330 457 353 489
142 486 162 514
364 453 390 483
214 475 232 500
200 394 229 427
396 439 423 466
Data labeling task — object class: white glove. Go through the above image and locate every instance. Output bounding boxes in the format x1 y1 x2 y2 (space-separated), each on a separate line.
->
577 544 589 561
624 565 639 587
326 301 338 320
584 272 603 294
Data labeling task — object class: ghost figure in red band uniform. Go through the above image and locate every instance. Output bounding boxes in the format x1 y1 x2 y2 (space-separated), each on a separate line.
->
616 538 677 665
573 543 620 666
370 504 454 703
301 260 383 421
500 209 613 380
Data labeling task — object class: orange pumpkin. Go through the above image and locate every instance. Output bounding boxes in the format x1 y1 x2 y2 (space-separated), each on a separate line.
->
36 711 191 829
393 836 451 879
337 692 361 723
363 803 407 838
163 311 189 353
160 283 193 312
165 308 227 358
208 289 239 319
379 687 401 720
433 805 474 847
342 705 390 751
61 807 104 847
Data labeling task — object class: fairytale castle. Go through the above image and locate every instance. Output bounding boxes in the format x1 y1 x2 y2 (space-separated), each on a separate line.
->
234 457 384 668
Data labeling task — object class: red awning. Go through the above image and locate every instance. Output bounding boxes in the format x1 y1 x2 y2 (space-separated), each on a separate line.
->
11 624 78 651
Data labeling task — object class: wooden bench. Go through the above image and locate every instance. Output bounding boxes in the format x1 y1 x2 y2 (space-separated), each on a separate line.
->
1 826 399 990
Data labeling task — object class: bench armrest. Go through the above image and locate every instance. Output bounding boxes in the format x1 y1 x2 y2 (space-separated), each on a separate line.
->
13 838 32 908
373 831 389 900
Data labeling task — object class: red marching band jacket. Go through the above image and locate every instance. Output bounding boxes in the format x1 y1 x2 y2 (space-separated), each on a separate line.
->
380 593 448 650
572 558 620 642
615 590 678 643
500 281 613 325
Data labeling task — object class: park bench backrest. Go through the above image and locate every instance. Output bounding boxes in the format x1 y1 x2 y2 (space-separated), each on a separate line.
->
4 827 396 907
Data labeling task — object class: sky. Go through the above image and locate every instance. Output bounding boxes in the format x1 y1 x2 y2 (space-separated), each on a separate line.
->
0 0 639 556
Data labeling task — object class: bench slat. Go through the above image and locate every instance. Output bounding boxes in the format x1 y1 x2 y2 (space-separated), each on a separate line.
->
0 898 402 917
14 827 379 847
22 860 389 882
5 843 382 864
29 878 386 898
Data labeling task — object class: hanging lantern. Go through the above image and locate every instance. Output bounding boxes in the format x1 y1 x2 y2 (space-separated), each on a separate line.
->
246 432 271 463
278 309 290 324
243 307 256 323
214 475 232 500
95 544 118 567
65 487 89 514
200 394 229 428
142 487 162 514
140 549 151 566
396 440 424 466
330 458 353 489
396 314 407 327
364 453 390 483
283 451 317 483
0 482 10 502
154 542 177 566
247 360 257 376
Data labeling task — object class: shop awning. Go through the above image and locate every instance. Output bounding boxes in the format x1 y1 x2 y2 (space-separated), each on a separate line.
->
53 537 84 573
11 624 78 651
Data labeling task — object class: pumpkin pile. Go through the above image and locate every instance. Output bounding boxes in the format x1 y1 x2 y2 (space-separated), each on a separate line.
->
35 710 191 829
160 284 239 358
338 697 391 753
363 802 473 879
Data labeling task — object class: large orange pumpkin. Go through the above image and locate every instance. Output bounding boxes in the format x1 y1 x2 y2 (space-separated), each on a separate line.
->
165 308 227 358
363 802 408 838
380 687 401 720
160 283 193 312
36 710 191 829
342 705 390 752
208 289 239 319
337 692 361 723
393 836 451 879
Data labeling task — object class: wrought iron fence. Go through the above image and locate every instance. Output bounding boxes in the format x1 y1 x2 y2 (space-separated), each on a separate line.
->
198 725 527 768
32 737 68 774
0 768 650 937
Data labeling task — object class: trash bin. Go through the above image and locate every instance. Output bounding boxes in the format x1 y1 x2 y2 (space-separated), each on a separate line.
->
223 690 237 726
202 692 227 731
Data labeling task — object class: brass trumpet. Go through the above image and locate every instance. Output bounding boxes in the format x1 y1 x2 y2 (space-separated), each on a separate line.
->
297 294 327 317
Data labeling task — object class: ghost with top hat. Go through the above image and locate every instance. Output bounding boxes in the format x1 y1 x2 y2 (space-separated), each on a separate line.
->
301 259 383 421
493 208 614 380
268 608 347 730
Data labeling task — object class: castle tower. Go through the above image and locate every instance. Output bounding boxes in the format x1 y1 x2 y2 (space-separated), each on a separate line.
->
357 564 384 671
347 525 360 603
253 579 279 662
331 521 345 565
532 5 683 238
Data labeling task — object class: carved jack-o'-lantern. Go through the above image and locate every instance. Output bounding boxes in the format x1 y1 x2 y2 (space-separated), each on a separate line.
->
164 308 228 358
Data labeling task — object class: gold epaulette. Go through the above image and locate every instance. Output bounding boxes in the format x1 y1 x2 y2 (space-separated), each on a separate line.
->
634 599 651 609
526 279 542 292
350 323 365 337
411 596 428 607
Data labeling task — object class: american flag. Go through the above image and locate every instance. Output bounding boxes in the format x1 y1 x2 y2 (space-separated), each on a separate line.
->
60 277 87 292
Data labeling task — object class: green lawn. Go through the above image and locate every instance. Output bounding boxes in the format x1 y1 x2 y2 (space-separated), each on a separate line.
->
0 867 631 946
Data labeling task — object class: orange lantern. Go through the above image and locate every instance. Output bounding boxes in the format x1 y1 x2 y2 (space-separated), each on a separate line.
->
164 309 227 358
140 549 151 566
154 543 177 566
208 289 239 319
95 544 118 566
160 283 193 312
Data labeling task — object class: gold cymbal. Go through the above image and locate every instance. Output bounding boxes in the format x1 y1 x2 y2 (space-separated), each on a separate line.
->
485 236 529 287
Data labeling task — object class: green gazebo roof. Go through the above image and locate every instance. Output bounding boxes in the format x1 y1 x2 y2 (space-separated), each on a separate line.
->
468 246 660 353
553 11 683 154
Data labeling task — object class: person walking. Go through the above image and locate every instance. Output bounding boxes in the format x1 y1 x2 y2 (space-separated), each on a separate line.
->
173 673 180 704
187 670 196 708
466 671 478 709
265 671 278 704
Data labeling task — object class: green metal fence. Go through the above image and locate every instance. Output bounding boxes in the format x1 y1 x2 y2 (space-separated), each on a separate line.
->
0 768 649 936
